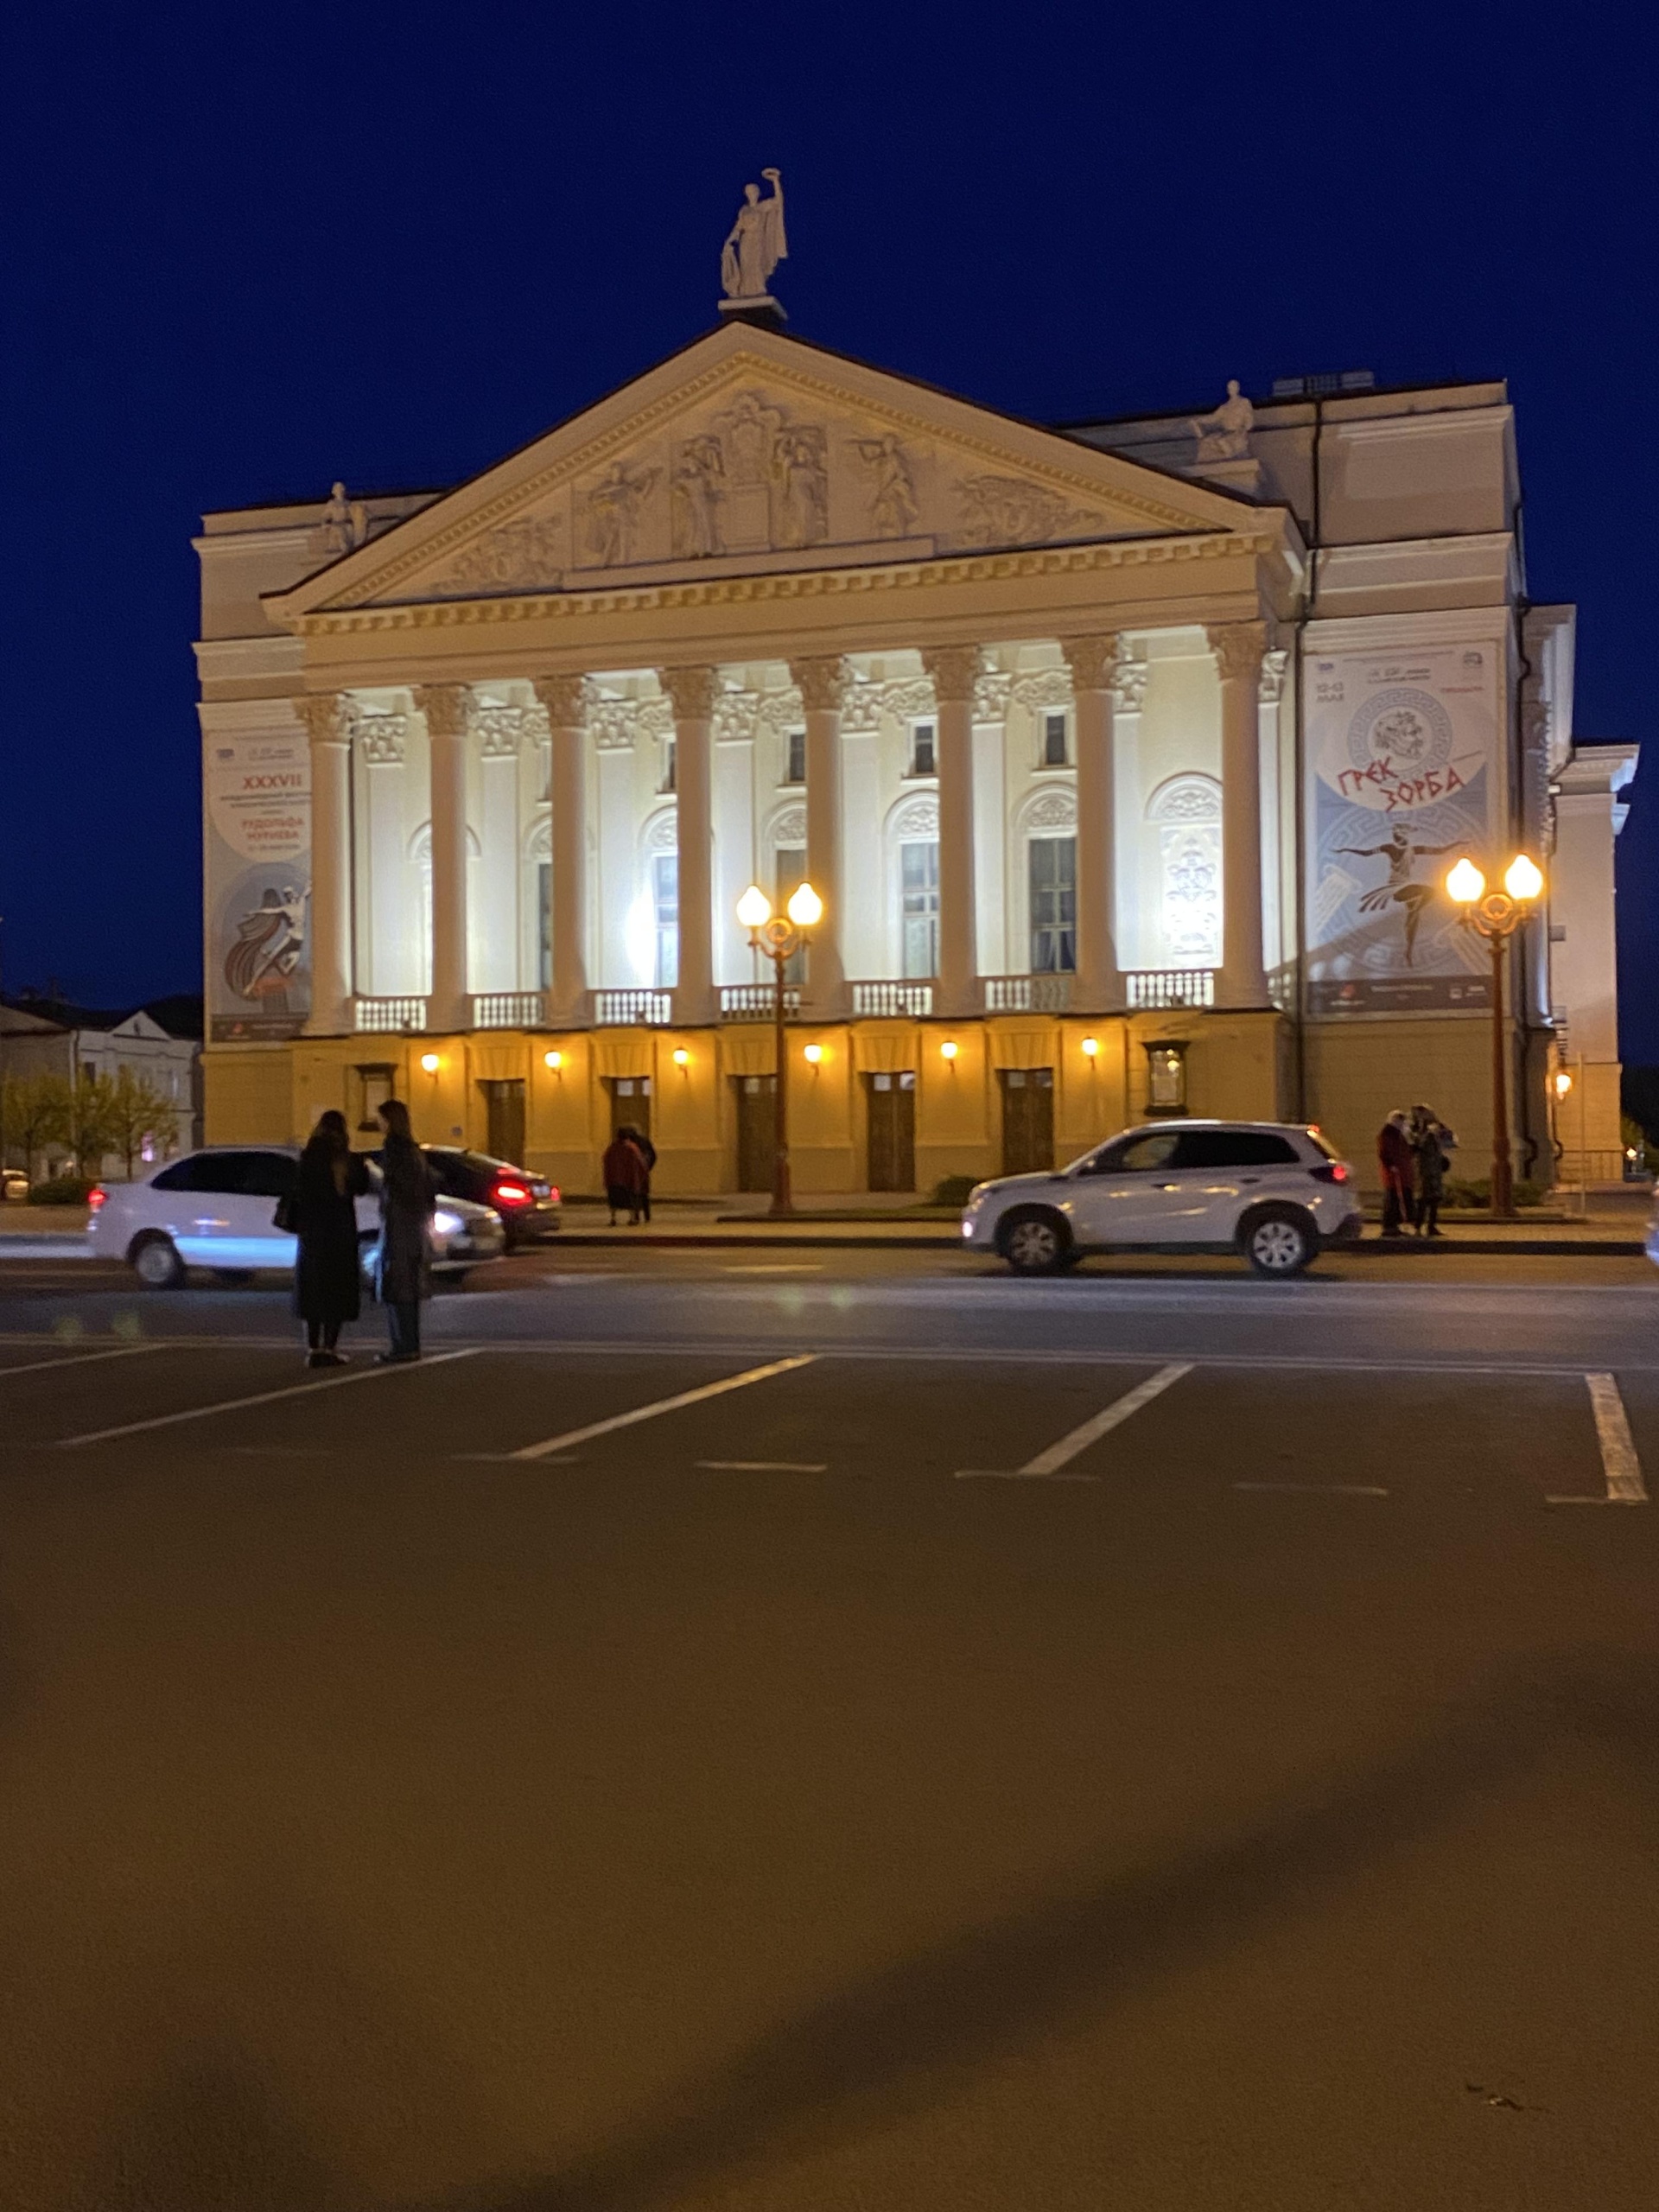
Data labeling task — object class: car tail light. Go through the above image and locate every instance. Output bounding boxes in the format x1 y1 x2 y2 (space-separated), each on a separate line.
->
492 1180 533 1208
1311 1161 1351 1184
87 1185 107 1211
547 1185 560 1205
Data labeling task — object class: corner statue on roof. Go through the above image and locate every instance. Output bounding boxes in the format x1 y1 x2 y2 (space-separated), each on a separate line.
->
721 168 786 308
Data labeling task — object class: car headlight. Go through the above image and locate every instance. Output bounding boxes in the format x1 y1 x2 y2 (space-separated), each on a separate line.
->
434 1208 464 1236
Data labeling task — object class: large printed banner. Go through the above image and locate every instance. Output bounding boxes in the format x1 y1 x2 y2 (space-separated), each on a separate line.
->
206 733 312 1041
1305 642 1499 1015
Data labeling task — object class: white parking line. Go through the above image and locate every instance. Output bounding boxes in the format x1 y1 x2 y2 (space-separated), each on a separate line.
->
0 1342 162 1382
956 1363 1193 1480
696 1459 828 1473
1234 1482 1389 1497
55 1348 480 1447
505 1356 817 1462
1548 1372 1647 1504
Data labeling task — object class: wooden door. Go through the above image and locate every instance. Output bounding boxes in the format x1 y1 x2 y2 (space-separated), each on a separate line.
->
734 1075 777 1193
865 1071 916 1192
480 1079 525 1166
999 1067 1054 1176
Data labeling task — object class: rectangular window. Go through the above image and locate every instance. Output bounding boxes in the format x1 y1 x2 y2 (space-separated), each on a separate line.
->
1029 835 1077 973
774 843 807 984
900 839 939 978
537 861 552 991
910 721 936 777
1043 712 1068 767
652 851 679 988
785 729 805 785
661 737 677 794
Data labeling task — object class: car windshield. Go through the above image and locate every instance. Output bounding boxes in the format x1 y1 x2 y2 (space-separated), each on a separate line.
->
1304 1127 1339 1160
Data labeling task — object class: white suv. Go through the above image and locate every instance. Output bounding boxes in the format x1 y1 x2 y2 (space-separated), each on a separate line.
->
961 1121 1363 1277
88 1145 505 1288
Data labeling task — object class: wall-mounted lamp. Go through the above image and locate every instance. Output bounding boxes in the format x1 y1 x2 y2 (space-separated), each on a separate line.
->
1553 1068 1573 1099
543 1049 563 1072
939 1039 959 1062
671 1046 690 1068
1080 1035 1100 1059
419 1052 442 1076
803 1042 823 1065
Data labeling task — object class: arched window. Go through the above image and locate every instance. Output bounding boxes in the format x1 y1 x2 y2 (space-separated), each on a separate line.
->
526 811 552 990
641 807 678 988
1017 786 1078 974
1146 774 1222 964
409 820 484 995
765 803 808 982
886 793 939 979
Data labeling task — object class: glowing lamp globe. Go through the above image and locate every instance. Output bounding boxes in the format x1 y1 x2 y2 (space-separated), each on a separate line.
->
803 1042 823 1065
543 1049 563 1071
785 880 823 929
1080 1035 1100 1058
940 1039 959 1061
1445 857 1486 905
419 1052 441 1075
1503 854 1544 903
735 884 772 930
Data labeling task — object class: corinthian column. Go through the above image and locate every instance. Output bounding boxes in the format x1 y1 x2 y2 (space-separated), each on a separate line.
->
923 645 981 1016
1062 635 1126 1013
789 655 851 1013
661 666 716 1021
297 693 353 1034
415 683 474 1032
533 675 590 1023
1207 622 1269 1009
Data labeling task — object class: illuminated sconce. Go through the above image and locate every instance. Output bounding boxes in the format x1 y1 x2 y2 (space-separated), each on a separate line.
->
1554 1068 1573 1099
939 1039 959 1062
803 1042 823 1065
1080 1035 1100 1059
543 1049 563 1071
419 1052 442 1075
671 1046 690 1068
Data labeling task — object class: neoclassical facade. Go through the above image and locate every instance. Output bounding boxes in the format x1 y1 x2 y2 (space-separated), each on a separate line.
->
197 323 1610 1192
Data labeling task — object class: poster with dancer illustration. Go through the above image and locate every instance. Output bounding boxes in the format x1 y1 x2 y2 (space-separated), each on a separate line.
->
1304 640 1501 1014
206 732 312 1039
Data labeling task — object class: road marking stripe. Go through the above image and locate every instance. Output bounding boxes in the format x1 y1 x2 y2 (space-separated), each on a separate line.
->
1234 1482 1389 1496
957 1362 1192 1480
506 1356 816 1461
1548 1371 1647 1505
0 1343 162 1381
54 1348 480 1447
695 1459 828 1472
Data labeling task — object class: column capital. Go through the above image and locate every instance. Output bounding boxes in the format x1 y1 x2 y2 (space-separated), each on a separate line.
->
414 683 474 740
295 692 348 747
1059 633 1122 694
660 664 718 721
920 644 982 704
1205 620 1268 684
787 655 852 714
531 673 590 728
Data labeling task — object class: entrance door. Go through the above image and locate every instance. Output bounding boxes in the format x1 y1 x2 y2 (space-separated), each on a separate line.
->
865 1071 915 1192
606 1076 652 1144
480 1079 526 1166
999 1067 1054 1176
734 1075 777 1193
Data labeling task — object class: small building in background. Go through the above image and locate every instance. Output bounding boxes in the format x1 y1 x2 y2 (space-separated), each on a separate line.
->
0 995 202 1177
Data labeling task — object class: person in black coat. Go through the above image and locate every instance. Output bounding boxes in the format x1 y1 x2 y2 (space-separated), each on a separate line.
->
292 1109 370 1367
376 1097 436 1363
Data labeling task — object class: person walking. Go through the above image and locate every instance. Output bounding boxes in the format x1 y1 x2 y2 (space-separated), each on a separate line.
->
1408 1104 1455 1238
602 1127 648 1225
624 1122 658 1222
289 1109 369 1366
375 1097 435 1361
1377 1109 1415 1238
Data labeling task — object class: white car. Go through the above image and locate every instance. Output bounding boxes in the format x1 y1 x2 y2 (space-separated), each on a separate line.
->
88 1144 506 1289
960 1120 1363 1277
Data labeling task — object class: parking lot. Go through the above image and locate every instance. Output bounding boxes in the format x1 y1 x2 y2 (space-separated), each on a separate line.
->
3 1253 1659 2209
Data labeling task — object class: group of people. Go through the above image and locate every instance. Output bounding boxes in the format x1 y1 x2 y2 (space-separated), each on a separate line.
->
286 1097 436 1367
601 1122 657 1226
1377 1105 1458 1237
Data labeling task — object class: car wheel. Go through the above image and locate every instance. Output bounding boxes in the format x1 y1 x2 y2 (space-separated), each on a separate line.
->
130 1233 186 1290
999 1208 1071 1275
1242 1205 1317 1278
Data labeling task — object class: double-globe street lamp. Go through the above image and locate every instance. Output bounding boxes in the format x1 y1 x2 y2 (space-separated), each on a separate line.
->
1445 852 1544 1218
735 879 823 1217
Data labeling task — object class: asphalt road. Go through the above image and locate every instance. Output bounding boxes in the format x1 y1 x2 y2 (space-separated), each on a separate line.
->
3 1244 1658 2210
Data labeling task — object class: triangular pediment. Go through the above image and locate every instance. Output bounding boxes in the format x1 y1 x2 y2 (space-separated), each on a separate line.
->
268 325 1267 620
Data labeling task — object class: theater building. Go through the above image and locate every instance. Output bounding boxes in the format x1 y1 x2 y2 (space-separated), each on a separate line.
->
195 315 1617 1193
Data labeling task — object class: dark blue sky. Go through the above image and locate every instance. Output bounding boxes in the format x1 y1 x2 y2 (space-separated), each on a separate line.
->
3 3 1655 1052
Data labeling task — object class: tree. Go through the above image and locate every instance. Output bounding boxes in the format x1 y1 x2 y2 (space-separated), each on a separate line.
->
94 1066 180 1179
0 1071 72 1180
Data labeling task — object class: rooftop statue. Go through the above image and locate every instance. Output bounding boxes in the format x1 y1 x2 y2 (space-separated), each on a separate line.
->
321 480 367 556
1191 380 1254 462
721 168 787 308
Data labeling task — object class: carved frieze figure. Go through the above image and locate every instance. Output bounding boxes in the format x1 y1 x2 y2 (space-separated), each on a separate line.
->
773 425 828 547
671 435 726 558
1191 379 1254 462
716 390 783 486
585 460 659 566
956 474 1092 547
853 433 918 537
721 168 787 302
320 480 367 556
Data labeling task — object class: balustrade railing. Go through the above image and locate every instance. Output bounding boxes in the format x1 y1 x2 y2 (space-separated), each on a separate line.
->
594 988 672 1027
982 974 1071 1014
719 983 802 1020
472 991 543 1030
851 981 934 1017
1126 969 1215 1010
353 995 428 1033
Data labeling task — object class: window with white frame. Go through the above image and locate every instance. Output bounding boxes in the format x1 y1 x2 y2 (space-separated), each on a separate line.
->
660 735 677 794
537 861 552 989
909 720 937 777
652 851 679 987
1041 711 1069 767
900 839 939 976
1028 835 1077 972
785 728 805 785
1147 773 1222 965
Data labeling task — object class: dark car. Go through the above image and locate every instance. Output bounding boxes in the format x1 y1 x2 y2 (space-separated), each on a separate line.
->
422 1147 562 1249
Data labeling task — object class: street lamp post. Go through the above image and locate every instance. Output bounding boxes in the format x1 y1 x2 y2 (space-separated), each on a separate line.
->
1446 853 1543 1219
736 879 822 1217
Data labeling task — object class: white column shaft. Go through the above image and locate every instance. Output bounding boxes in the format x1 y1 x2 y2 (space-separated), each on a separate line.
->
423 694 472 1032
662 667 716 1020
1211 626 1269 1009
1073 683 1123 1010
550 721 588 1019
300 696 352 1035
791 658 850 1014
936 692 977 1014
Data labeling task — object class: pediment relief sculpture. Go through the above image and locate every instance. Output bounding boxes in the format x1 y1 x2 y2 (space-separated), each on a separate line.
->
430 517 566 595
953 474 1106 550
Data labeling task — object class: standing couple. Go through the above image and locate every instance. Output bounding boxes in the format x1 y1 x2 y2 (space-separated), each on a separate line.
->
1377 1105 1457 1237
602 1122 657 1226
288 1098 437 1366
